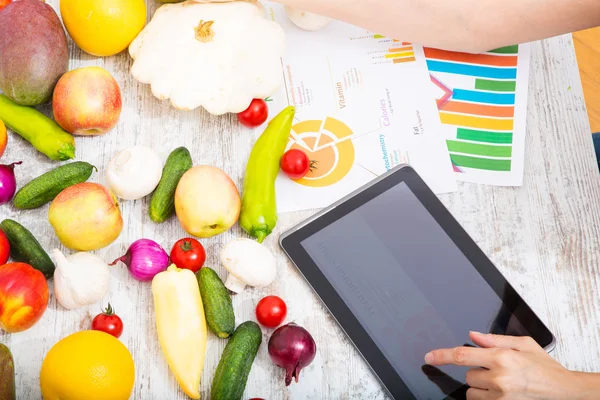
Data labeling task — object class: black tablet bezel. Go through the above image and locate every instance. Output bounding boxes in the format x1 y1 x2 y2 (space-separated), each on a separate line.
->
279 164 555 400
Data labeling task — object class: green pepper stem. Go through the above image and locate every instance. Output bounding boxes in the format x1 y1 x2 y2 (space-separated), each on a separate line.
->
256 231 266 243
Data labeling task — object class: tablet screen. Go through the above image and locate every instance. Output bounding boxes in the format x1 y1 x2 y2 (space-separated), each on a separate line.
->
300 181 531 399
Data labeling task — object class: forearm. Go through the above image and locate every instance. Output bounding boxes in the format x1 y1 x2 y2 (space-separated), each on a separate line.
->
272 0 600 52
572 371 600 400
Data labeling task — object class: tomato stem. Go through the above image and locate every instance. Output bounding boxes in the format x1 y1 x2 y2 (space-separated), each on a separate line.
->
309 160 318 172
179 239 193 252
103 302 114 316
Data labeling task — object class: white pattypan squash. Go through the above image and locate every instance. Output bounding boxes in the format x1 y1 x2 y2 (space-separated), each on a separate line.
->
129 1 285 115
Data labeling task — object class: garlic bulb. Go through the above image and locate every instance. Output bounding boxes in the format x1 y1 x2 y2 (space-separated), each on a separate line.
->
52 249 111 310
105 145 163 201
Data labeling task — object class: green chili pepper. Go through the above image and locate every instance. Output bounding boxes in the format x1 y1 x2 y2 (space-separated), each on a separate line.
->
240 106 296 243
0 94 75 161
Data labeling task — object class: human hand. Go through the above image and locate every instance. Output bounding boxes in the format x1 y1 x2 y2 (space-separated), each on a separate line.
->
424 331 573 399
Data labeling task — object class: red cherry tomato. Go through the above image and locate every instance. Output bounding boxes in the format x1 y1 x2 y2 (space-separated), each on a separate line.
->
170 238 206 273
256 296 287 328
237 99 269 128
280 149 312 180
0 229 9 265
91 303 123 338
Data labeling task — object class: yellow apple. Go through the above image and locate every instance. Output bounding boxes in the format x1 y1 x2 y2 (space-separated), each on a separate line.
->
175 166 241 238
48 182 123 251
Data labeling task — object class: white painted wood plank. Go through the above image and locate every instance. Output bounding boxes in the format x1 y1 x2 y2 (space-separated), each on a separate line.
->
1 1 599 398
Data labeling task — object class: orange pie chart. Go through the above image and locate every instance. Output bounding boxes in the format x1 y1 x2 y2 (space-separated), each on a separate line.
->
288 117 355 188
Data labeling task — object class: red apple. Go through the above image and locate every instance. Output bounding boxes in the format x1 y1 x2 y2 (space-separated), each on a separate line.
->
52 66 122 136
0 262 49 333
0 0 13 12
0 119 6 158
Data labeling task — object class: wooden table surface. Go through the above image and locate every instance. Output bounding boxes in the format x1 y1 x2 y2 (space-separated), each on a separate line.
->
3 1 600 399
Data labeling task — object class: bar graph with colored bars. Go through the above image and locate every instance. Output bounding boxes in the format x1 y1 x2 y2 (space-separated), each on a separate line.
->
372 35 415 65
349 33 416 65
369 34 415 64
425 45 519 173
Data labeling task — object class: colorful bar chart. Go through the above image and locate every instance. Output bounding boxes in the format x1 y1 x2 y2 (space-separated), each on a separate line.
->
354 35 416 65
424 44 522 174
372 44 415 64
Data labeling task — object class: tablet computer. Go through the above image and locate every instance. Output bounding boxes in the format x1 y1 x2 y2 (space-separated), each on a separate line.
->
279 164 555 400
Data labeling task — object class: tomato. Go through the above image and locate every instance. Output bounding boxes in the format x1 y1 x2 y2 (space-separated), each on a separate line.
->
170 238 206 273
0 229 9 265
256 296 287 328
237 99 269 128
91 303 123 338
280 149 313 180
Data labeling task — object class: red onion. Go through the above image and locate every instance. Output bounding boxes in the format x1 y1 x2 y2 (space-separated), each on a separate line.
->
0 162 21 204
110 238 169 281
268 322 317 386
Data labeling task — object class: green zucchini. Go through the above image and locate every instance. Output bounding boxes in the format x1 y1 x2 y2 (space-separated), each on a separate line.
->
211 321 262 400
197 267 234 338
239 106 295 243
0 344 15 400
0 94 75 161
149 147 193 223
13 161 96 209
0 219 54 278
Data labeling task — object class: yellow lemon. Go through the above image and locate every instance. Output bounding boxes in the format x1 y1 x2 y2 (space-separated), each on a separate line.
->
60 0 146 57
40 330 135 400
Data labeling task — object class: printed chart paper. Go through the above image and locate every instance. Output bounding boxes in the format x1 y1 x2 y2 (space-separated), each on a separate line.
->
263 3 457 213
420 44 531 185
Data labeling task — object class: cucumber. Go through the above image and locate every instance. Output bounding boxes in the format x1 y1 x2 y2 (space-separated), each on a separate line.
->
13 161 96 209
0 94 75 161
197 267 235 338
149 147 193 223
0 219 54 278
211 321 262 400
0 344 15 400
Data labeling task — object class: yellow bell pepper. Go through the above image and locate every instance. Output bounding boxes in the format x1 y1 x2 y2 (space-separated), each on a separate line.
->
152 264 207 399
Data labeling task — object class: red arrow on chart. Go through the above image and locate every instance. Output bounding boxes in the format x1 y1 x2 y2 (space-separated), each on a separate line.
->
430 74 453 109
